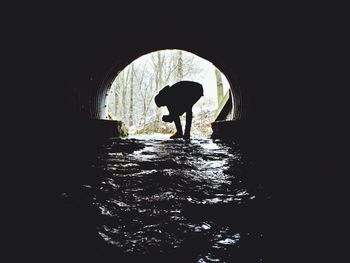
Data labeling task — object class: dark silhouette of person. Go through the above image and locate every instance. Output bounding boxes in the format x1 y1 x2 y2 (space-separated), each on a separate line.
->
155 80 204 139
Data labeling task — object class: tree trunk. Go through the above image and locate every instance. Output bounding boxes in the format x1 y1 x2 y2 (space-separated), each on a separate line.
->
143 99 147 130
154 51 164 131
215 68 223 107
122 67 130 121
129 64 134 127
177 50 183 81
117 71 125 120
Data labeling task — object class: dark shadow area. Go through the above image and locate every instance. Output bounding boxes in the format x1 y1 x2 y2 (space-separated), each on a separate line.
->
4 3 349 263
45 136 267 262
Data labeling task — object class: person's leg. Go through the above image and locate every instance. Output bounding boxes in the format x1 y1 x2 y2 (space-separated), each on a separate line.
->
184 110 193 139
170 116 183 139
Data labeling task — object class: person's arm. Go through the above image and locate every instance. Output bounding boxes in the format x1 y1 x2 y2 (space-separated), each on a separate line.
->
162 105 178 122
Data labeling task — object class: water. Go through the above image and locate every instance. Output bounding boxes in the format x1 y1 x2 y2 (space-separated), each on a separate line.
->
61 135 268 262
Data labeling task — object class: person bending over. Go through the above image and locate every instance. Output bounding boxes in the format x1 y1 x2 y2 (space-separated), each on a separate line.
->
154 80 203 139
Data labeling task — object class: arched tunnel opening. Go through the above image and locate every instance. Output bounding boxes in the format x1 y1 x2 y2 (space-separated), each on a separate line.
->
102 49 236 138
6 4 349 263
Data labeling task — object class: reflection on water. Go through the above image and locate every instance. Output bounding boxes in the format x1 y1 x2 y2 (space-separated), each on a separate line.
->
62 135 266 262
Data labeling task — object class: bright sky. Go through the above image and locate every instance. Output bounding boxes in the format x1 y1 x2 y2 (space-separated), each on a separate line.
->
189 53 231 98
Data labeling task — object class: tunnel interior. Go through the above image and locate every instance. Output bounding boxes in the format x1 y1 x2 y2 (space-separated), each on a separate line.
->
6 3 349 262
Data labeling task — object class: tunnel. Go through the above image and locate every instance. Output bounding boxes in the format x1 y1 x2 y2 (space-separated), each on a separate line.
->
5 3 349 263
100 48 238 138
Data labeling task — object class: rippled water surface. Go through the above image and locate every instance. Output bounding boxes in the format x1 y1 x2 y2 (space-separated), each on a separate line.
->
62 135 267 262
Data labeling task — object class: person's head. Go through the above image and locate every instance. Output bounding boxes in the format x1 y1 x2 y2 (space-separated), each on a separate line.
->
154 85 170 107
154 93 164 107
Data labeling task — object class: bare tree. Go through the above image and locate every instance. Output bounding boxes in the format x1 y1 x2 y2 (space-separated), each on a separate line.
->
109 50 208 134
115 67 131 121
151 51 168 130
129 64 134 126
134 62 151 128
116 71 125 119
176 50 183 81
140 76 157 129
215 68 223 106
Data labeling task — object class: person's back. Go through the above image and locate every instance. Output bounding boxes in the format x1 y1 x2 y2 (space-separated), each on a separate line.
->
155 81 203 139
165 81 203 115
